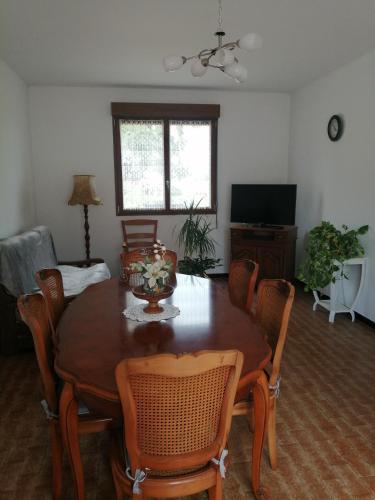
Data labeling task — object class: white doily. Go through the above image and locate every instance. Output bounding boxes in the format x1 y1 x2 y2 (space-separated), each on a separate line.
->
123 304 180 322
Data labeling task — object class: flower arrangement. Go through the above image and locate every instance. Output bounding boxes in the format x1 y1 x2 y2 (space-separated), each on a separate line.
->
130 240 173 293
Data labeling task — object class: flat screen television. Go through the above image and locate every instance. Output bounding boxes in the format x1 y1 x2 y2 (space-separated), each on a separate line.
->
230 184 297 226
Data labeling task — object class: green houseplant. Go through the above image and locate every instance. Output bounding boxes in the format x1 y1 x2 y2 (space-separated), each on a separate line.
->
298 221 368 291
176 201 221 277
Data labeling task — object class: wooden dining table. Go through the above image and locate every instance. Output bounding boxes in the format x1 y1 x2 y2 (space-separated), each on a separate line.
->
55 274 271 499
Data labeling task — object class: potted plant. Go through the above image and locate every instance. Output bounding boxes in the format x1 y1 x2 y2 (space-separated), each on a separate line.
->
298 221 368 291
176 201 221 277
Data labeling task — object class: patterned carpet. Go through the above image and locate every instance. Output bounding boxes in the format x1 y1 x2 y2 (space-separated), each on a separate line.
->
1 288 375 499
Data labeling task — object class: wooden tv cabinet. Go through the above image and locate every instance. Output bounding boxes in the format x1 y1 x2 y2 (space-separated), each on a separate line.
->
230 225 297 282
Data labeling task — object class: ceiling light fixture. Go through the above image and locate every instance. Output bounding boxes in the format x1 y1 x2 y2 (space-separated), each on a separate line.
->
163 0 263 83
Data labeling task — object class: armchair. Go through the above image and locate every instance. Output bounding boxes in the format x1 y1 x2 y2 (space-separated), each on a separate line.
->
0 226 110 354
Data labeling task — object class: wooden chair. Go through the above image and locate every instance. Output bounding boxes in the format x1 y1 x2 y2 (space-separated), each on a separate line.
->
17 294 112 500
233 279 295 470
35 268 65 334
120 249 177 287
111 350 244 500
228 259 259 312
121 219 158 252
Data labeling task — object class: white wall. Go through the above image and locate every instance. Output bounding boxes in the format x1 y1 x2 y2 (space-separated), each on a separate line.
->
0 59 35 238
28 86 290 275
289 49 375 321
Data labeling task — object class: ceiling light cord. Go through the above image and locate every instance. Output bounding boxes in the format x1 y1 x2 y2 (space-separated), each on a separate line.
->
217 0 223 32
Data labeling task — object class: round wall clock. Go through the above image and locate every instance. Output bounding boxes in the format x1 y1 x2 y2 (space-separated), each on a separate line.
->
327 115 344 142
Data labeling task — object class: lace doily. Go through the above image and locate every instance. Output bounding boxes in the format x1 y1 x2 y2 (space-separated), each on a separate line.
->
123 304 180 322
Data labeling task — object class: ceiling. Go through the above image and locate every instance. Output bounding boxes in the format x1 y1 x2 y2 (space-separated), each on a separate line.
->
1 0 375 92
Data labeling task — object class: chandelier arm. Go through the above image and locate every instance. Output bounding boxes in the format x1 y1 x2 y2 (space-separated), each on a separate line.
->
206 63 222 69
198 48 216 59
221 41 238 50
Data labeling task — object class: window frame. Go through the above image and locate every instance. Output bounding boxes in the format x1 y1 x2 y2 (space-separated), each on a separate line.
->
111 102 220 216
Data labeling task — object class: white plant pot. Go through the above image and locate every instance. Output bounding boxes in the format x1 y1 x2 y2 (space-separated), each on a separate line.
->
312 257 367 323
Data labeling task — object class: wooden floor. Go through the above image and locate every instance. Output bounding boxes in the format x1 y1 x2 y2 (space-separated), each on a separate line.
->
1 287 375 499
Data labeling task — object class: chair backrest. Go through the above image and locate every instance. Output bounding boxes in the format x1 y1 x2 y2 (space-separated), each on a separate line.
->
35 268 65 330
17 293 57 414
121 219 158 252
116 350 243 474
228 259 259 312
120 249 177 287
255 279 295 386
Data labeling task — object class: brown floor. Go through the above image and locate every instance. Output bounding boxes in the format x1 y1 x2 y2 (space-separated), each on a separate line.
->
1 288 375 499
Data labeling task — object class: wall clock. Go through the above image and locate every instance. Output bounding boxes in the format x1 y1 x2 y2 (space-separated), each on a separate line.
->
327 115 344 142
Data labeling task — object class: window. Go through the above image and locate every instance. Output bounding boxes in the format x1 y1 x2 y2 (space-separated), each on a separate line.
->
112 103 220 215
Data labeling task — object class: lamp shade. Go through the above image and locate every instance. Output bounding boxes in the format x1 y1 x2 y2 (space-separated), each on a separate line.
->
68 175 102 206
191 59 207 77
217 48 235 66
163 55 185 72
224 62 248 83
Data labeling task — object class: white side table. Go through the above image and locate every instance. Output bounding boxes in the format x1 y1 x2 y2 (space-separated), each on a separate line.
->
312 257 367 323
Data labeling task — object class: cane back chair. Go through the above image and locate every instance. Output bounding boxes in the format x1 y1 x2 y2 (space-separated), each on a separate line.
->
17 293 112 500
228 259 259 313
233 279 295 470
35 268 65 334
111 350 244 499
121 219 158 253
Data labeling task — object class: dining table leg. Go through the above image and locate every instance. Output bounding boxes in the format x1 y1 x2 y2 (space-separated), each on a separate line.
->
251 371 269 500
60 382 85 500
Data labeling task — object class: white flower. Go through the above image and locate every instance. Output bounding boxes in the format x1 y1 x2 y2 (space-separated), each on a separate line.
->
155 254 161 260
161 245 166 251
156 239 161 244
153 249 158 253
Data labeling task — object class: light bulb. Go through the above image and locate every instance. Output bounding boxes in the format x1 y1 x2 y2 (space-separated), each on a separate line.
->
224 62 248 83
191 59 207 77
163 55 185 72
238 33 263 51
216 48 235 66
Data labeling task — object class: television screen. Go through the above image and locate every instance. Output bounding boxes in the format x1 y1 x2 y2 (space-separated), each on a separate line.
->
230 184 297 226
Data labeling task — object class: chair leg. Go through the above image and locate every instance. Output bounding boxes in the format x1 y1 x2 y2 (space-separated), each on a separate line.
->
247 408 255 433
60 382 85 500
50 421 63 500
112 471 124 500
208 473 222 500
267 396 278 470
251 372 269 499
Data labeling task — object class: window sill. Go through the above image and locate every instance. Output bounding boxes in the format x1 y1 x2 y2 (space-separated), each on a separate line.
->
116 208 217 216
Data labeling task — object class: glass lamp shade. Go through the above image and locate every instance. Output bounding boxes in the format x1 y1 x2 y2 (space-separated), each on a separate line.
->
163 55 184 72
224 62 248 83
238 33 263 51
191 59 207 77
216 48 235 66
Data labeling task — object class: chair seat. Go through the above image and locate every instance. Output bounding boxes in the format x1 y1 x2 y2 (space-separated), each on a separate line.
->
111 434 218 499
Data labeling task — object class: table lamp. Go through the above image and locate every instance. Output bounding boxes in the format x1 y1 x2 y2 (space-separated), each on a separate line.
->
68 175 102 260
